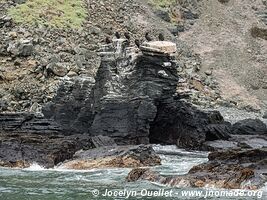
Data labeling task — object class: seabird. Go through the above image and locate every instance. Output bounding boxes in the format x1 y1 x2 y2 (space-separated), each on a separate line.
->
124 32 130 40
145 32 152 42
105 37 112 44
134 39 140 48
158 33 164 41
115 31 120 39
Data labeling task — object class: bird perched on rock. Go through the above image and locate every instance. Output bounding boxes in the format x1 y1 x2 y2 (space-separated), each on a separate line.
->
158 33 164 41
105 36 112 44
124 32 130 40
145 32 152 42
124 32 131 46
115 31 120 39
134 39 140 48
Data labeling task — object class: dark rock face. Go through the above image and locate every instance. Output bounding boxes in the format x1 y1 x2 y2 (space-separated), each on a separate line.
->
204 134 267 151
42 40 231 149
0 40 233 167
0 113 61 134
127 148 267 189
232 119 267 135
42 77 95 134
150 100 231 149
89 44 174 144
0 132 94 168
60 145 161 170
91 135 117 148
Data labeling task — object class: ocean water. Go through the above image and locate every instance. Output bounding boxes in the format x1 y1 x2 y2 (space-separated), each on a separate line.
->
0 145 265 200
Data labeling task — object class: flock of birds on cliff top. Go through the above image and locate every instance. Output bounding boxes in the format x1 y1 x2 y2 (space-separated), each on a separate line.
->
105 32 165 48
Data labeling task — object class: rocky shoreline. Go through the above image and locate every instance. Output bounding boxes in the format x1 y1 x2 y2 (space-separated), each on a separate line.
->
127 148 267 190
0 39 266 191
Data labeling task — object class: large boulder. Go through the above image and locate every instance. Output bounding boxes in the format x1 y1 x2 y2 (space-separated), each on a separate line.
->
0 15 12 28
232 119 267 135
141 41 177 55
46 62 69 77
7 39 34 57
0 132 94 168
59 145 161 170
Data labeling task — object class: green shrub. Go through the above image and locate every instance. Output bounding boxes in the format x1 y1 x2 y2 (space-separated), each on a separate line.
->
8 0 87 28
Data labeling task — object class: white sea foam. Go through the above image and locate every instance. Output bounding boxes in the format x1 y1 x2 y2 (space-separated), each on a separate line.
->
153 144 209 157
24 163 46 171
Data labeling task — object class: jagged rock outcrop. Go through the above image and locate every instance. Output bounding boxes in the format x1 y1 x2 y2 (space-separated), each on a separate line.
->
60 145 161 170
42 77 95 134
7 39 34 57
0 113 61 134
232 119 267 135
0 132 94 168
149 100 231 149
203 135 267 151
127 148 267 189
43 39 231 149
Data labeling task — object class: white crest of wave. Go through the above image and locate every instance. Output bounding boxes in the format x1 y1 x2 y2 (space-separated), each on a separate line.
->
25 163 46 171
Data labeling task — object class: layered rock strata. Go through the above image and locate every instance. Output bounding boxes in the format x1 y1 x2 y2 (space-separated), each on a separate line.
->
1 39 265 168
43 39 231 149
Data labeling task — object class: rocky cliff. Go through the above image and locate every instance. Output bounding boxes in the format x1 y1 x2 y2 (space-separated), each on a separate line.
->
3 0 266 114
42 39 231 148
0 38 266 171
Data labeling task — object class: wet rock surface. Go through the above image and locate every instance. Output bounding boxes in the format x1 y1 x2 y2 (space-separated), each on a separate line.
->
60 145 161 170
0 132 94 168
204 134 267 151
127 148 267 189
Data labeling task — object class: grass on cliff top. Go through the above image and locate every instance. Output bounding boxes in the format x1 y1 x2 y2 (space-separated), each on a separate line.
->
8 0 87 28
149 0 176 8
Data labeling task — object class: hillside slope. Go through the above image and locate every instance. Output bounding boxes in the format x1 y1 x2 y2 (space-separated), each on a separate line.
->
0 0 266 114
180 0 267 111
